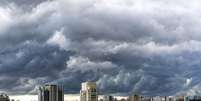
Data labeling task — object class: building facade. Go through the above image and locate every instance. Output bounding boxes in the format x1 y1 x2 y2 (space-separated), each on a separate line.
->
103 95 114 101
38 85 64 101
80 82 98 101
128 95 141 101
0 93 10 101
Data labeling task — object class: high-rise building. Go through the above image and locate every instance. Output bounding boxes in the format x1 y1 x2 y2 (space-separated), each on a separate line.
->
38 85 64 101
0 93 10 101
80 82 98 101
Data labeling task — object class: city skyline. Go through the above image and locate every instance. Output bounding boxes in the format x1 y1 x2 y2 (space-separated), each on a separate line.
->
4 81 201 101
1 0 201 97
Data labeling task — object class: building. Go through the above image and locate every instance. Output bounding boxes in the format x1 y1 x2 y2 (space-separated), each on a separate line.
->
175 96 184 101
152 96 168 101
0 93 10 101
80 82 98 101
38 85 64 101
103 95 114 101
184 96 201 101
141 96 152 101
128 95 141 101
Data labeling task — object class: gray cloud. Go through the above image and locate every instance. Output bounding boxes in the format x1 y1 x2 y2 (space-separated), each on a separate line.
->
0 41 74 94
0 0 47 7
0 0 201 96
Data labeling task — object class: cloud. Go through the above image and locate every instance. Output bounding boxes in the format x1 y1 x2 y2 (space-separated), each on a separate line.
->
47 28 70 50
66 56 117 72
0 41 73 94
0 0 47 7
0 7 13 33
1 0 201 96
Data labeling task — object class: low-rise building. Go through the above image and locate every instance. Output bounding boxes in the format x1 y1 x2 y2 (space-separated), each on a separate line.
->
103 95 114 101
128 95 141 101
0 93 10 101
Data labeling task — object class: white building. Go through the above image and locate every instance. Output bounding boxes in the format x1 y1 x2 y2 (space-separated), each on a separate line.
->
103 95 114 101
80 82 98 101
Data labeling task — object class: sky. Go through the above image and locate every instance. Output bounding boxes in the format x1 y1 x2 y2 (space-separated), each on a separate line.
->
1 0 201 96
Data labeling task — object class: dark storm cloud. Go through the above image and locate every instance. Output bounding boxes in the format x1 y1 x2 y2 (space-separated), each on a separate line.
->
1 0 201 96
0 41 74 94
0 0 47 7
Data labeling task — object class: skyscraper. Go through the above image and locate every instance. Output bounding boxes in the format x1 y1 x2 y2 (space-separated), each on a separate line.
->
38 85 64 101
80 82 98 101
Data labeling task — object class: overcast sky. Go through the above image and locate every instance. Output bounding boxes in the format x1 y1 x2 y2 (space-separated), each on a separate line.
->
1 0 201 96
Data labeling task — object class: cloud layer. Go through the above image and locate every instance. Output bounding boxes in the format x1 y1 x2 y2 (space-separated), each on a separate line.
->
1 0 201 96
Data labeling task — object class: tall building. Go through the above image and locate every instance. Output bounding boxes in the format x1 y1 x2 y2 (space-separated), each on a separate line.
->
0 93 10 101
80 82 98 101
38 85 64 101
